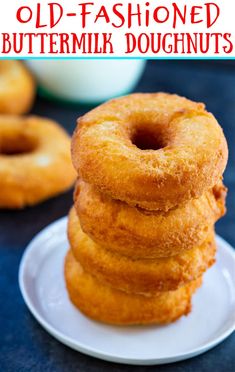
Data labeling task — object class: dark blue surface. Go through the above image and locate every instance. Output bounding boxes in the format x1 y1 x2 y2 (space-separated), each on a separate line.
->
0 60 235 371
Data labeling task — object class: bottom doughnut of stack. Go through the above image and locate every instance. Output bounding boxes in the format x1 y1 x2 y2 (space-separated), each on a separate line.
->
64 249 202 326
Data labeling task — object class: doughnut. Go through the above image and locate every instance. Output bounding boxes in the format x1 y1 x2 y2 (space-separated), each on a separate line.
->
64 249 202 325
0 115 76 208
74 180 226 258
68 207 215 294
0 61 35 114
72 93 228 211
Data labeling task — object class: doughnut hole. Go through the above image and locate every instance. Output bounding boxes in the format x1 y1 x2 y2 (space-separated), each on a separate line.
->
0 133 38 155
131 126 168 151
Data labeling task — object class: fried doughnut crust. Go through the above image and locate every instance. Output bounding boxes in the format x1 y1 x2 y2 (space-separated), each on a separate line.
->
68 207 215 294
72 93 228 211
64 249 202 325
74 180 226 258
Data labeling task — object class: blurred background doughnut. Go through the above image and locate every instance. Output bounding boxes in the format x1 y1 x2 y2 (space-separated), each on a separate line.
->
0 115 76 209
0 61 36 114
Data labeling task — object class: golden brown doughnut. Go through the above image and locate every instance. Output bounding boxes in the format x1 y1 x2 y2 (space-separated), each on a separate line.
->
0 115 76 208
64 249 202 325
74 180 226 258
68 207 215 294
72 93 228 211
0 61 35 114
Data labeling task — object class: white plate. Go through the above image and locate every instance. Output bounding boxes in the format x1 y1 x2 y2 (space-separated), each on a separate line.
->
19 217 235 366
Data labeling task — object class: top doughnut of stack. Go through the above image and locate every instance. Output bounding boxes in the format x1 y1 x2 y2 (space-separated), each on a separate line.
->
72 93 228 211
65 93 228 325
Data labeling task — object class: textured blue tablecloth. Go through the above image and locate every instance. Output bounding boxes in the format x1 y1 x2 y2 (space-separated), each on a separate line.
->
0 60 234 371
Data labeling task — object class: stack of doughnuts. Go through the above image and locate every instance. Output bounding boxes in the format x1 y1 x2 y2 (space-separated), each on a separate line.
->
66 93 228 325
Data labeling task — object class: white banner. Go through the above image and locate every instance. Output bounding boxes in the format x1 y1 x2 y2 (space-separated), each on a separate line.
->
0 0 234 57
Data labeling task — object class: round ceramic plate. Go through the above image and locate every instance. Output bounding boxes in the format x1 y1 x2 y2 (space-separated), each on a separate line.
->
19 217 235 365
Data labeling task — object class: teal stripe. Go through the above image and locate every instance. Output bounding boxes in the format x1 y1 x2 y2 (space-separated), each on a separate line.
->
0 56 235 60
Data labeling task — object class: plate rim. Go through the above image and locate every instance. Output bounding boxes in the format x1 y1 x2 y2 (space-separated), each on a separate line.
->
19 216 235 366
